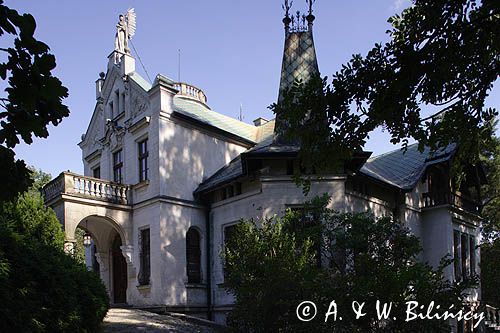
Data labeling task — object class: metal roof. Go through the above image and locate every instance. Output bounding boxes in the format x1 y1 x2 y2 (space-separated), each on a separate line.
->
360 143 456 190
173 96 259 143
196 141 457 195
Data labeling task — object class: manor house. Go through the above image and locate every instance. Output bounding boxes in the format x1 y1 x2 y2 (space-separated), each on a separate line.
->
42 4 483 327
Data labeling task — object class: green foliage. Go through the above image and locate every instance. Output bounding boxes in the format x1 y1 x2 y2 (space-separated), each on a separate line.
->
481 133 500 239
224 202 477 332
0 0 69 201
481 239 500 307
223 215 319 332
0 223 108 333
73 227 87 266
0 190 64 249
28 166 52 195
271 0 500 189
0 170 109 332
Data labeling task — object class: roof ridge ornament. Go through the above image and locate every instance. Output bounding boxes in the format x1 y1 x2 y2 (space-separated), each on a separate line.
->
282 0 315 33
306 0 316 24
114 8 136 63
282 0 293 29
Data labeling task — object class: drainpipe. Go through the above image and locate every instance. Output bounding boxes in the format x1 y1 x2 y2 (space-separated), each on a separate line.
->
205 204 213 321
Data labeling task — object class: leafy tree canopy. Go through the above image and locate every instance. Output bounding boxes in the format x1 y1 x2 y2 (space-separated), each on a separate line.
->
481 239 500 308
272 0 499 187
224 198 477 332
0 0 69 201
0 168 109 332
481 133 500 239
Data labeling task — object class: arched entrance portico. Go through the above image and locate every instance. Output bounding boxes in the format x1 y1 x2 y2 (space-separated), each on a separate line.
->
73 214 133 305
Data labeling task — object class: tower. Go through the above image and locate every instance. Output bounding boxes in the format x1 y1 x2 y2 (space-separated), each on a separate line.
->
278 0 319 103
274 0 320 143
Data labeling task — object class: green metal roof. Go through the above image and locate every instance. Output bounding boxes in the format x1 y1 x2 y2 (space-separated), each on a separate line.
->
360 143 456 190
129 72 152 91
173 96 260 143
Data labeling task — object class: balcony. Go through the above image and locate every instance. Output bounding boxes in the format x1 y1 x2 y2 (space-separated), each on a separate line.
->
485 304 500 330
42 172 130 205
421 191 480 215
173 82 207 105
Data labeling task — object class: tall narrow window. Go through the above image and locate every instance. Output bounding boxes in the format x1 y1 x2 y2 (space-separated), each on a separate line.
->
453 230 461 280
93 166 101 179
113 150 123 183
469 236 476 275
461 233 469 278
138 139 149 182
138 228 150 285
290 207 322 267
109 101 114 119
121 92 126 114
114 90 120 116
223 224 237 279
186 228 201 283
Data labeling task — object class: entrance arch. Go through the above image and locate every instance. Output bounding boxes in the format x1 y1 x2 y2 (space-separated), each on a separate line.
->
74 215 131 304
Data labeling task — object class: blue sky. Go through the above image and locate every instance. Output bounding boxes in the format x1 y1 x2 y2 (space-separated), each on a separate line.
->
4 0 499 177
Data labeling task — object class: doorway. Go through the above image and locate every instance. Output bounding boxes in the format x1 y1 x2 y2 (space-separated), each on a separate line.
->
111 234 127 304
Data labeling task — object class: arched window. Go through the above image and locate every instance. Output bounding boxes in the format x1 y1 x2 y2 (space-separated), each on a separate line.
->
186 228 201 283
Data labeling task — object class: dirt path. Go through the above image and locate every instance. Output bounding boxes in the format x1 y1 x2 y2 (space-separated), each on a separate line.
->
103 308 223 333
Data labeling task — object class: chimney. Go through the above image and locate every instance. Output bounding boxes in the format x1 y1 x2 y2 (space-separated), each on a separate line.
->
253 117 269 126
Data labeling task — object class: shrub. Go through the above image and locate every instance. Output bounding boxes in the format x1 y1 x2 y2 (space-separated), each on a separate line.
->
223 200 477 332
0 191 109 332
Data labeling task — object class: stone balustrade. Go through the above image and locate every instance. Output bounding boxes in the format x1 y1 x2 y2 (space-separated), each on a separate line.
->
42 172 130 205
485 304 500 329
173 82 207 105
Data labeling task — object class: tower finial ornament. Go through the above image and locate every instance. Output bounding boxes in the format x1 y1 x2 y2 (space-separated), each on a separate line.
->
283 0 293 18
282 0 293 28
306 0 315 15
114 8 136 62
306 0 315 23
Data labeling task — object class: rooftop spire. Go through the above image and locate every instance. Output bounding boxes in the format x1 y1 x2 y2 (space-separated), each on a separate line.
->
275 0 320 142
277 0 319 103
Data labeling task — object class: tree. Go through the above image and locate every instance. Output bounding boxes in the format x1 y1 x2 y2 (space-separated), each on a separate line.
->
223 215 319 332
0 169 109 332
481 239 500 308
272 0 499 186
479 135 500 308
224 200 477 332
0 0 69 201
480 134 500 239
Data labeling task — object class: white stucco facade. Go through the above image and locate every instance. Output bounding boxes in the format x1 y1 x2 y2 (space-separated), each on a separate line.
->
42 20 483 329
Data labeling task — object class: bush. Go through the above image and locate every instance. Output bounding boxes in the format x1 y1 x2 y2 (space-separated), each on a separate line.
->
481 239 500 308
0 191 109 332
223 198 477 332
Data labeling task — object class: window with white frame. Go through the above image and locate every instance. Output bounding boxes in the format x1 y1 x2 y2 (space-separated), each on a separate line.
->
453 230 476 281
138 139 148 182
